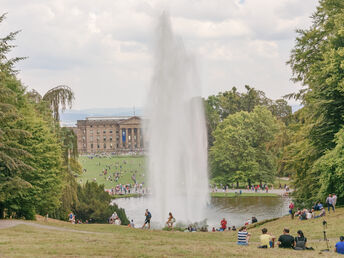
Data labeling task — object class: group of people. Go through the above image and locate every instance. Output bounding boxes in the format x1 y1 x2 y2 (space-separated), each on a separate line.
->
211 217 257 232
109 212 121 225
68 212 89 224
82 155 146 191
237 227 310 249
236 227 344 254
289 193 338 221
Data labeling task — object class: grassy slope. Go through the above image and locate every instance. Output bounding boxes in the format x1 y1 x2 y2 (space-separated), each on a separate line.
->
78 155 145 188
1 209 343 257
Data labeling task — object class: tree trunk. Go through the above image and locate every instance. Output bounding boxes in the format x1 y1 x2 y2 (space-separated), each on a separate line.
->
236 181 239 189
248 179 251 188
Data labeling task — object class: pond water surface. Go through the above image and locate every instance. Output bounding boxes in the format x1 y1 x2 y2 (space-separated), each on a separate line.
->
113 196 290 229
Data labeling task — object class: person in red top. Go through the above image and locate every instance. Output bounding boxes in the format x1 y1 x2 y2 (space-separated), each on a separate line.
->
289 202 295 219
220 218 227 231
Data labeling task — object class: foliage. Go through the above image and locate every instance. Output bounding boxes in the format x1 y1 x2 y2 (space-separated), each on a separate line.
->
285 0 344 206
0 14 81 219
210 106 279 187
204 85 291 147
42 85 74 123
73 181 129 224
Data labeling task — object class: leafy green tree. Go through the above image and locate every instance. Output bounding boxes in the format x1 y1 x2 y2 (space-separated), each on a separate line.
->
74 182 129 224
285 0 344 206
204 86 291 147
0 13 78 220
210 106 278 187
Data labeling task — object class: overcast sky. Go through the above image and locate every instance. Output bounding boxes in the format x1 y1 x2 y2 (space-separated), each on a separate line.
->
2 0 318 109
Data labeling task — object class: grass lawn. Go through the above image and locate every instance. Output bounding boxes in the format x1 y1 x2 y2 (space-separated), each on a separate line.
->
211 192 279 197
78 155 146 188
1 208 343 257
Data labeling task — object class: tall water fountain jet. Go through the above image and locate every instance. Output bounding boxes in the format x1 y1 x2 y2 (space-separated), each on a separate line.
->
144 13 209 225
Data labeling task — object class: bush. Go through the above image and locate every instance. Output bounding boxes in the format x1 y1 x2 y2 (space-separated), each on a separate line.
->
73 181 129 224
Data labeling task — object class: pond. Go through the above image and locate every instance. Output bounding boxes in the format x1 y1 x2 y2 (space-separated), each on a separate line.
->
113 195 290 229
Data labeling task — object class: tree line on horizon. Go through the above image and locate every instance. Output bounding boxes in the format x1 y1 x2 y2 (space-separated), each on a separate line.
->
206 0 344 207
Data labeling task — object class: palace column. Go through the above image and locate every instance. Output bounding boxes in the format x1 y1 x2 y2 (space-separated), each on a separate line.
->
125 128 128 149
130 128 134 149
119 126 123 149
137 128 141 148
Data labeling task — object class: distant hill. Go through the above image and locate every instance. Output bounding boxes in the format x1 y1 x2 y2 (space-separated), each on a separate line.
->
60 107 143 127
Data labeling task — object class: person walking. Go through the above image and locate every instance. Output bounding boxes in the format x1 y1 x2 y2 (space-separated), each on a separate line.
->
326 194 335 213
142 209 152 229
332 193 337 209
166 212 175 229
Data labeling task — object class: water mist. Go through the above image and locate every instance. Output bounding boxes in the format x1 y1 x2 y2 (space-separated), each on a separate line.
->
144 13 209 226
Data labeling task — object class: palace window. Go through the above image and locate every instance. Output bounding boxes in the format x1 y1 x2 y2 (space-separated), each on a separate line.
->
103 130 106 134
90 136 93 141
90 130 93 134
103 136 106 141
90 125 93 128
97 136 100 141
91 144 93 149
104 143 106 149
110 136 112 142
110 143 113 149
110 130 113 134
97 130 100 134
83 144 86 148
83 130 86 134
97 144 100 149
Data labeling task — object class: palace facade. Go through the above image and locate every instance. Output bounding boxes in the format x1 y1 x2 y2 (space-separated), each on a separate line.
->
76 116 144 154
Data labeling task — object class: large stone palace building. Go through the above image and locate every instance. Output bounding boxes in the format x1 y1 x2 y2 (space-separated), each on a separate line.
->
76 116 144 154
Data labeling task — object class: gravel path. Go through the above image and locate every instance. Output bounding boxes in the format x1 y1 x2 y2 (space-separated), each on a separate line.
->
0 220 93 234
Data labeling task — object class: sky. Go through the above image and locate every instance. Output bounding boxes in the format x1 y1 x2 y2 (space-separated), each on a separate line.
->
1 0 318 109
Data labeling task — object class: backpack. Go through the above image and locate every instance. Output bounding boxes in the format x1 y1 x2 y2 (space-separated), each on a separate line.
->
294 237 306 250
147 212 152 219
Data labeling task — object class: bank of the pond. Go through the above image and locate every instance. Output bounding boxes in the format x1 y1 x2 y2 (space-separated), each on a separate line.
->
211 192 279 198
111 192 280 199
1 208 343 257
112 193 142 199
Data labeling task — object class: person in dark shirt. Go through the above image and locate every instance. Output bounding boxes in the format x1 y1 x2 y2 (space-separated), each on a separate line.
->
294 230 307 250
277 228 294 248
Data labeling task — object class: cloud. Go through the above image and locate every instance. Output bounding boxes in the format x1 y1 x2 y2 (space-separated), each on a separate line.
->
1 0 318 109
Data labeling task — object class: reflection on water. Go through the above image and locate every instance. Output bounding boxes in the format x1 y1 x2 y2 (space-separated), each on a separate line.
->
113 196 290 229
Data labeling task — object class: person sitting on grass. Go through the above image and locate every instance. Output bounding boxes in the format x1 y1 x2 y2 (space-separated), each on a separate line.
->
232 226 237 231
237 226 251 246
294 230 307 250
277 228 294 248
335 236 344 255
220 218 227 231
258 228 275 248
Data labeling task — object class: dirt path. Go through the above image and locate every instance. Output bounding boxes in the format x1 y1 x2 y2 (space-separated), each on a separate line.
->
0 220 94 234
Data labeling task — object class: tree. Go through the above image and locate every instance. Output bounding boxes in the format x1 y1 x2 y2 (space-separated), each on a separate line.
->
74 182 129 224
210 106 279 187
204 86 291 147
286 0 344 206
